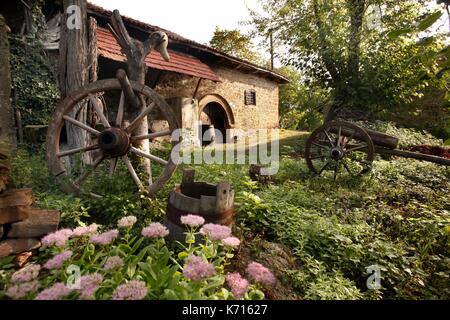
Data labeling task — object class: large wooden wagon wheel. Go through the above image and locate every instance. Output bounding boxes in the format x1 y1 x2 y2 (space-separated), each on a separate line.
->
305 121 375 179
46 71 179 198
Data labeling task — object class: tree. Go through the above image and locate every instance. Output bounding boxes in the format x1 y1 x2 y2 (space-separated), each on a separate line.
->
249 0 444 119
277 66 330 130
209 27 263 65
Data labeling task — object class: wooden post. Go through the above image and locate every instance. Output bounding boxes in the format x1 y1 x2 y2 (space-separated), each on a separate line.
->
59 0 91 167
0 15 17 148
181 169 195 186
109 10 170 185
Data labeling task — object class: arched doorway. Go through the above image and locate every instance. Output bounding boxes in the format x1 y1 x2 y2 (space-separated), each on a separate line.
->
198 94 235 145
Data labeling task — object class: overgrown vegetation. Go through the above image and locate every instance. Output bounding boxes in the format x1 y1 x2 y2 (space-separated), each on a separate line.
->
247 0 450 140
9 4 59 126
3 123 449 300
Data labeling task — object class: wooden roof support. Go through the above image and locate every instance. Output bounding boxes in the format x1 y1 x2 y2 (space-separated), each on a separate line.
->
192 78 203 100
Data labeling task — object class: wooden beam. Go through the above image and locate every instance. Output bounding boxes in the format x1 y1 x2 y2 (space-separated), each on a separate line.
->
192 78 203 99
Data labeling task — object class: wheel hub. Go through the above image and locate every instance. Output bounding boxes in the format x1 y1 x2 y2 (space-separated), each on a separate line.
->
330 147 344 159
98 127 130 157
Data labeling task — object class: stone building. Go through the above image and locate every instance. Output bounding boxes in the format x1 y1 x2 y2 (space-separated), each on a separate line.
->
2 1 289 145
86 4 289 145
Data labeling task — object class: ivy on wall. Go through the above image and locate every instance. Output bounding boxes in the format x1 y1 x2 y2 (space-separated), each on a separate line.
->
9 3 60 127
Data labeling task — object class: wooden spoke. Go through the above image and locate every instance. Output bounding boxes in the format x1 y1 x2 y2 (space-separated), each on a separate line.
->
126 102 155 134
109 157 118 177
343 129 356 148
57 144 99 157
337 126 342 147
129 147 168 166
74 156 105 187
63 115 101 136
318 161 332 175
333 163 339 181
310 155 327 160
312 141 330 149
346 144 368 153
323 130 335 147
122 155 144 190
89 94 110 128
342 159 353 175
131 130 172 142
116 92 125 128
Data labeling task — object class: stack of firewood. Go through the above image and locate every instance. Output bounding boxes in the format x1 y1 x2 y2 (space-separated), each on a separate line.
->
0 142 60 262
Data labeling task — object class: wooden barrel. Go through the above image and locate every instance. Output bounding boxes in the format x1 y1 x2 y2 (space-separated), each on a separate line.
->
164 169 234 242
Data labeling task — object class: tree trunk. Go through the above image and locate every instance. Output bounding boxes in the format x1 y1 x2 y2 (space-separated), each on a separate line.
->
346 0 365 93
59 0 91 167
110 11 154 184
0 15 17 147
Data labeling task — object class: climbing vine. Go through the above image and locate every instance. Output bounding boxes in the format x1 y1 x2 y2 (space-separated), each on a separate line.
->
9 3 60 127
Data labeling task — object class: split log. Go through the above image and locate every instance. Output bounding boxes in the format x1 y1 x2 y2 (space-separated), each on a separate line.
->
0 189 34 209
0 206 30 225
0 163 9 193
8 209 60 238
0 238 41 258
0 141 11 192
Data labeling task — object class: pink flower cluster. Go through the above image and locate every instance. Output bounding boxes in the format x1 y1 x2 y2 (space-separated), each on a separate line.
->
117 216 137 228
226 273 249 299
180 214 205 227
89 230 119 245
77 274 103 300
43 250 73 270
112 280 148 300
200 223 232 241
222 237 241 248
183 255 216 281
41 229 73 247
6 280 40 299
103 256 124 271
35 282 72 300
142 223 169 238
10 264 41 283
71 224 99 237
246 262 276 286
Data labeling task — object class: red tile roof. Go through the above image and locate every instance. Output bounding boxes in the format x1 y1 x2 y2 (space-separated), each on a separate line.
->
87 2 289 84
97 27 221 82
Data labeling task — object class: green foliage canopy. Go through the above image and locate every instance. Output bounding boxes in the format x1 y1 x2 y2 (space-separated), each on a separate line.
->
250 0 447 114
209 27 264 65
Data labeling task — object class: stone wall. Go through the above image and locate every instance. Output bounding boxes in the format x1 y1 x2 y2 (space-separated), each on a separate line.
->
153 64 280 132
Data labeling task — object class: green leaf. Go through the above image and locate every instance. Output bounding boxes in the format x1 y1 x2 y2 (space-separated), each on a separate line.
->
387 28 412 39
417 11 443 31
178 251 189 261
444 138 450 146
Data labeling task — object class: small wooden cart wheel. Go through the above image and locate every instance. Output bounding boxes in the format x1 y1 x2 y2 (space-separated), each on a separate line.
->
46 75 179 197
305 121 375 179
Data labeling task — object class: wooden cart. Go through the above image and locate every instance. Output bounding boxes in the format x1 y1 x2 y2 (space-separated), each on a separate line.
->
305 121 450 179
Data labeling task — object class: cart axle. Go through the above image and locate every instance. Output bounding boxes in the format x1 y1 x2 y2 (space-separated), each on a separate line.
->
99 127 131 158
